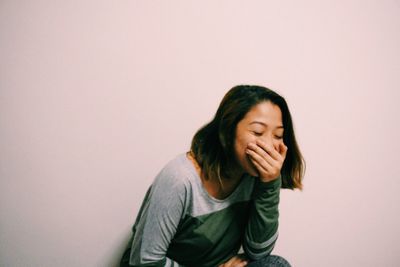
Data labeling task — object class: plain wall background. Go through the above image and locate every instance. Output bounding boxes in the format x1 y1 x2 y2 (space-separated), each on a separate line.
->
1 1 399 266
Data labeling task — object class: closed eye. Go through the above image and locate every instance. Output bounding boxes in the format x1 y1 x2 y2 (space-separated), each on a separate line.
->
252 131 263 136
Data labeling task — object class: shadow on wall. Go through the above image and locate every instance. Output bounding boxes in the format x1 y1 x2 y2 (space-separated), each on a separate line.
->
107 232 132 267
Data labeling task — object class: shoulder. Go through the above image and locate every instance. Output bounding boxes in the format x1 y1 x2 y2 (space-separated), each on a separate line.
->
152 153 193 191
146 153 195 213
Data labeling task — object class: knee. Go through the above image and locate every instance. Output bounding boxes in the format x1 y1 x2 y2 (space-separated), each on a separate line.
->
268 255 291 267
248 254 292 267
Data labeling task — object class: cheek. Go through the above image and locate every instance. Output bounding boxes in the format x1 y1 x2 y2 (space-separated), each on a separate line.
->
235 135 258 166
235 135 256 154
234 135 259 176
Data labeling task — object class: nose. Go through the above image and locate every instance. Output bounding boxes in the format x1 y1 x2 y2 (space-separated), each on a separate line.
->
258 135 273 146
258 135 279 151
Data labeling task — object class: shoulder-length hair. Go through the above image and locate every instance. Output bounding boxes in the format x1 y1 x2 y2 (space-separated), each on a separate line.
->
190 85 305 190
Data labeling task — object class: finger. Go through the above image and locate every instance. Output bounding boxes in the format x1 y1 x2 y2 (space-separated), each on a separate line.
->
230 258 247 267
247 142 276 167
247 149 273 174
254 139 273 156
223 256 237 267
255 139 282 161
279 142 288 158
234 258 248 267
231 261 247 267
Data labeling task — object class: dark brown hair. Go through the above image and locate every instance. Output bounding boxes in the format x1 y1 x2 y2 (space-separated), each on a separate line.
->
190 85 305 190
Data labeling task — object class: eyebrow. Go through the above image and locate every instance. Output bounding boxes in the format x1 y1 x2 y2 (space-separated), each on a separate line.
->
250 121 284 129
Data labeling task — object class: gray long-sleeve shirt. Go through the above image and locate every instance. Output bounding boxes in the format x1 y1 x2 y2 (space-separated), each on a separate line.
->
124 152 281 267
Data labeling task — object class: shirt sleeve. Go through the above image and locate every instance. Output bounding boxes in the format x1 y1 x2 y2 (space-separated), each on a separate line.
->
128 168 189 267
243 175 281 260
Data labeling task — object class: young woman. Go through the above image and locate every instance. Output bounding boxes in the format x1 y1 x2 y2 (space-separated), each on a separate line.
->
120 85 305 267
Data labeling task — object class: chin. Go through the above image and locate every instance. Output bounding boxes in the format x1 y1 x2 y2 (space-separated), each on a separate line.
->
244 157 259 177
247 168 259 177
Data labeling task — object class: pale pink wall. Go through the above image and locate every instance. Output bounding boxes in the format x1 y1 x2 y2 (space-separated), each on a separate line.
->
1 1 400 266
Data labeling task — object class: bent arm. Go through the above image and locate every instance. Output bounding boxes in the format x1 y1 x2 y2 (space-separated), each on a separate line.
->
243 176 281 260
127 171 188 267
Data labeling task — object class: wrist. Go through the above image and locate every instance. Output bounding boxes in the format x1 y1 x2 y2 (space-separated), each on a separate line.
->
260 174 281 183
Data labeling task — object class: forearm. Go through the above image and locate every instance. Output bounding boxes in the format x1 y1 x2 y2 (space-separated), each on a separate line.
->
126 170 188 267
122 256 184 267
243 176 281 260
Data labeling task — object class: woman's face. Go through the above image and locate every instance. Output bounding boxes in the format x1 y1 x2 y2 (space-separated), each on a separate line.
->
233 101 285 177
